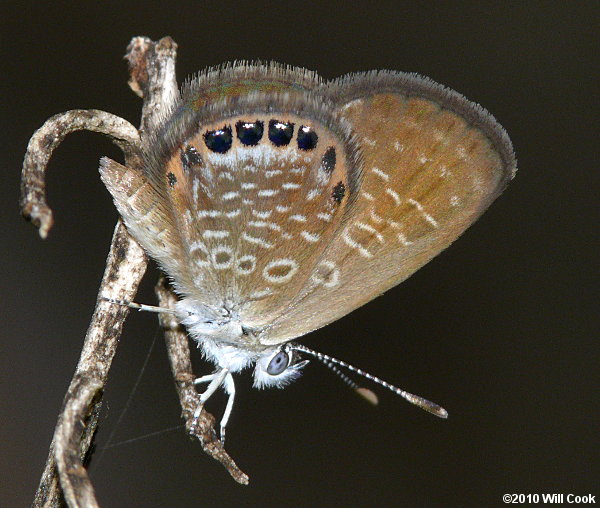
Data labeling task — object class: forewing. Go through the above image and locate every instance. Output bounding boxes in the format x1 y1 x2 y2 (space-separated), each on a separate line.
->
99 157 197 293
259 71 516 344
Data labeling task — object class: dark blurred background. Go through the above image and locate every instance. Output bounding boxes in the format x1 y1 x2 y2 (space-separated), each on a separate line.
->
2 2 597 507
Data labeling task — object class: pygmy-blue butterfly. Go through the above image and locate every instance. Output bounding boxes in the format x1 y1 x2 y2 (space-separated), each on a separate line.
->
100 63 516 442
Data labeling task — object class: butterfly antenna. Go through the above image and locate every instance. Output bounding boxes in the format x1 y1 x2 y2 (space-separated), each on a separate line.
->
292 344 448 418
320 358 379 405
102 297 177 315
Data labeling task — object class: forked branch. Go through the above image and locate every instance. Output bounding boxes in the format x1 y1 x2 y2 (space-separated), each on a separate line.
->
24 36 248 507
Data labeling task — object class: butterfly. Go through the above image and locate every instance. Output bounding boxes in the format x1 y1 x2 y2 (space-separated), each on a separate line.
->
99 62 516 442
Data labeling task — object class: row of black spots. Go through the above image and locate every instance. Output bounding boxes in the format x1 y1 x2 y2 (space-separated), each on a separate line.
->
331 181 345 203
236 120 264 146
202 120 320 153
180 145 203 171
297 125 318 150
268 120 294 147
269 120 319 150
321 146 336 174
167 171 177 188
203 126 233 153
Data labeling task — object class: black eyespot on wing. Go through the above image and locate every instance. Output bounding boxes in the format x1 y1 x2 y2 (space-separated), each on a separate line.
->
180 145 203 171
203 126 232 153
321 146 336 173
332 181 345 203
297 125 318 150
167 172 177 188
236 120 264 146
267 350 290 375
268 119 294 146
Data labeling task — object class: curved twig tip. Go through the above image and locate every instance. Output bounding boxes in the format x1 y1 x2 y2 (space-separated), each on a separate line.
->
22 202 54 239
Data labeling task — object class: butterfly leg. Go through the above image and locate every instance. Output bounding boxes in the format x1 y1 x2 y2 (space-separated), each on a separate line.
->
190 368 228 435
194 374 218 385
219 372 236 445
197 368 228 405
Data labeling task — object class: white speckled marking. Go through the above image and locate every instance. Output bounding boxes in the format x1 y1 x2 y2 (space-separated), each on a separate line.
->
341 98 363 111
203 230 230 239
363 137 376 146
225 209 241 218
189 240 208 254
397 233 413 246
252 210 272 218
306 188 320 201
362 191 375 201
249 220 281 232
241 232 274 249
342 229 372 258
249 287 274 299
198 210 222 218
210 245 233 269
222 191 240 201
311 261 340 288
258 189 279 197
408 198 439 228
355 222 385 243
235 254 256 275
456 146 468 160
192 178 200 202
371 167 389 181
440 165 452 178
301 231 320 243
385 188 402 206
369 209 384 224
263 258 299 283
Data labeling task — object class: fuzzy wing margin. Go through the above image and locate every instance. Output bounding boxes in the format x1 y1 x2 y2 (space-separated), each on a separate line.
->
260 71 516 344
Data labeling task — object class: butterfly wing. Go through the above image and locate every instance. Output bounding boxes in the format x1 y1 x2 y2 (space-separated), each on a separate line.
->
259 71 516 344
101 64 362 317
99 156 201 294
100 64 515 346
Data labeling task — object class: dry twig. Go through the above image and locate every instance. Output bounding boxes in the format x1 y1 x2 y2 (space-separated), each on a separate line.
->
23 36 248 507
155 277 249 484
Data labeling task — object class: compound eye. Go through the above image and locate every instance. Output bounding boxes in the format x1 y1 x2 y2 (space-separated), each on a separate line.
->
267 350 290 375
